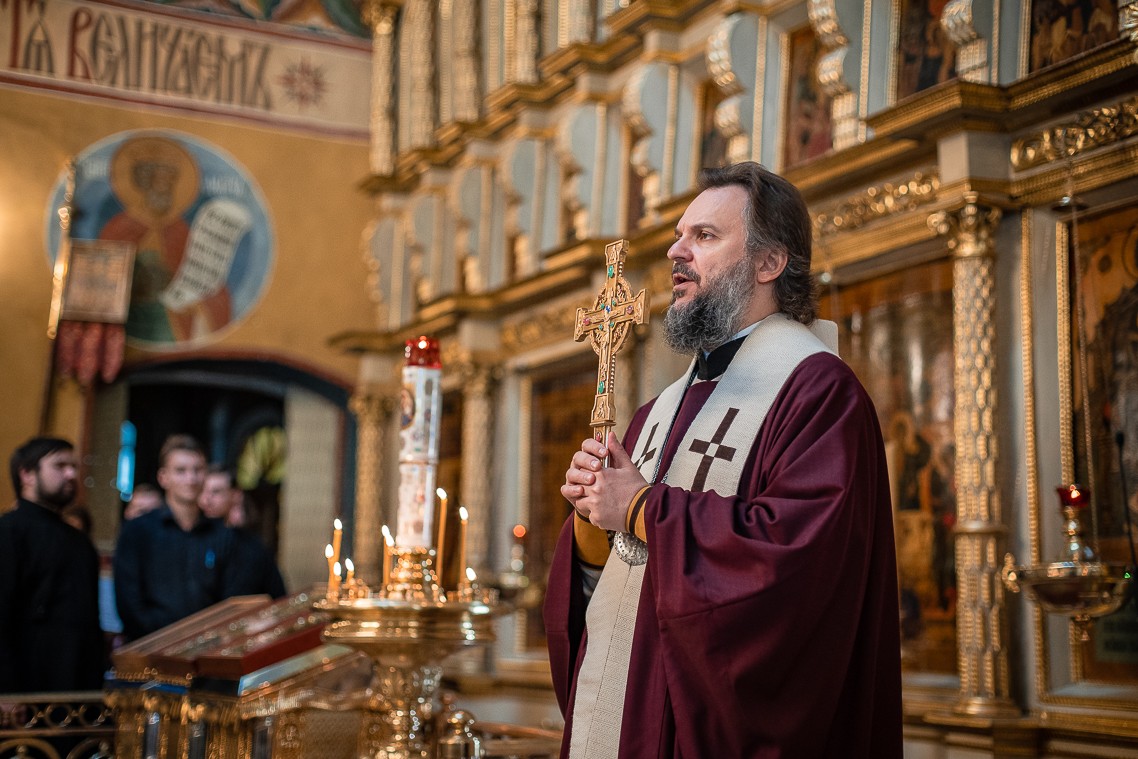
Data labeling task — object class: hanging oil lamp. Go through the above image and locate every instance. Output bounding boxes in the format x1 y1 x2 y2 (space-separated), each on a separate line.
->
1003 484 1131 641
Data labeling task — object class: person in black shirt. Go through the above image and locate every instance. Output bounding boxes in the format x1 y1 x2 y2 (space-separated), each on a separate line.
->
114 435 246 641
0 437 104 692
199 464 286 599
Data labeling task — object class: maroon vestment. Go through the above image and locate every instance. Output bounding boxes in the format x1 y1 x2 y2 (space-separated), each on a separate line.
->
544 352 903 758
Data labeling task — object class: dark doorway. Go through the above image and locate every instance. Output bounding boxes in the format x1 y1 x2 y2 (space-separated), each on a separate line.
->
129 382 284 555
126 358 354 560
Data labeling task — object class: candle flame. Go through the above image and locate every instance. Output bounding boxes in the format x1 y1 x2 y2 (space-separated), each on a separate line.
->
436 487 447 500
383 527 394 547
345 558 354 572
466 567 476 582
459 506 468 521
325 544 334 559
333 561 341 576
334 518 342 530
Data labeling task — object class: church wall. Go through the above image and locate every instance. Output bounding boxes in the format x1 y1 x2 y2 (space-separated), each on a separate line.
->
178 0 1138 751
0 0 1121 748
0 80 375 511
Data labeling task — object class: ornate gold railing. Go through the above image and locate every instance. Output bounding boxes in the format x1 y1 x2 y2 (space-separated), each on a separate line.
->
478 721 561 758
0 692 114 759
0 691 559 758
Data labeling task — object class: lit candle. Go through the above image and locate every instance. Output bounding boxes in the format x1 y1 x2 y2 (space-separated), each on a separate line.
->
332 518 343 566
1058 484 1089 508
466 567 476 584
458 506 469 583
435 488 448 581
325 544 335 599
331 561 342 599
382 525 393 587
345 557 355 585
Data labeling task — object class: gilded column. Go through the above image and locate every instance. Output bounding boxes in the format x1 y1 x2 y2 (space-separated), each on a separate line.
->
364 0 399 175
350 389 395 580
928 195 1018 717
439 0 453 125
453 0 482 120
567 0 593 43
515 0 540 84
458 361 496 574
406 0 437 150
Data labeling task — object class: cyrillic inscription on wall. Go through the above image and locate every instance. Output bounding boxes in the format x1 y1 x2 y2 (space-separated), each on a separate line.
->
1 0 371 136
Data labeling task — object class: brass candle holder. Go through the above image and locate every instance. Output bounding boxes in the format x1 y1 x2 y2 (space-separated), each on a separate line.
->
315 547 499 759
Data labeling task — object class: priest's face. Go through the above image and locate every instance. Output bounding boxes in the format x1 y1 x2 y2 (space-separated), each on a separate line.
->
159 449 207 510
24 449 78 508
663 186 758 353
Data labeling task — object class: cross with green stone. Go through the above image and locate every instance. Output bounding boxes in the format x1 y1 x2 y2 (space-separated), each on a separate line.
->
574 239 648 449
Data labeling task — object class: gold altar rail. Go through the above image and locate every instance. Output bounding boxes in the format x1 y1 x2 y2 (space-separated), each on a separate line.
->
0 691 559 759
478 721 561 758
0 691 114 759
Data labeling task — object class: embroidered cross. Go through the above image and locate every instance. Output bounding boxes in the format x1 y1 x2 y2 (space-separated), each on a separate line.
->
689 408 740 490
634 422 659 471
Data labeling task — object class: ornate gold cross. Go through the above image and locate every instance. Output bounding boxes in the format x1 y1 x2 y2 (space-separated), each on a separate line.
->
574 239 648 447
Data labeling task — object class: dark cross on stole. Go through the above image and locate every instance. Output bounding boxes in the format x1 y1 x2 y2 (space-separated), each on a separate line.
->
689 408 740 490
574 239 648 453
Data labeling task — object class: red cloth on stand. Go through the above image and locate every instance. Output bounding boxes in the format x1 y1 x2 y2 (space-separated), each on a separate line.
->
55 321 125 386
75 322 104 387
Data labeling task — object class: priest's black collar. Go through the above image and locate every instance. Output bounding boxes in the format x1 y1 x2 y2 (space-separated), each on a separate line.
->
696 334 748 380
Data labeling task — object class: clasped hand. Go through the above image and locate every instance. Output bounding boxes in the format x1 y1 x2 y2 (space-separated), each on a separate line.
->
561 433 647 532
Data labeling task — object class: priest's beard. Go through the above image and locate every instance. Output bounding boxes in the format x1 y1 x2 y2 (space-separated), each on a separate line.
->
663 255 757 355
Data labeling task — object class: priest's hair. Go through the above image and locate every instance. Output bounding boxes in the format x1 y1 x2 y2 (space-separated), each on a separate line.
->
697 162 817 325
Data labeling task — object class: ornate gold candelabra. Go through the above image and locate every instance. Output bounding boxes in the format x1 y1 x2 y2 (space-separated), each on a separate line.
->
315 548 498 759
1003 485 1132 641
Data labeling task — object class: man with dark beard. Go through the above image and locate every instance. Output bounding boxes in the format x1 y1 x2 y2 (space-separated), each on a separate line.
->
545 162 902 758
0 438 105 692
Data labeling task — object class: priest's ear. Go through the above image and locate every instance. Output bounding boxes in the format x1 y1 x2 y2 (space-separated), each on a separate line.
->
754 247 788 285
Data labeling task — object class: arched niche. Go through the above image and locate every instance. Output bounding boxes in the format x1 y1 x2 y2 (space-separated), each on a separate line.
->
622 61 699 219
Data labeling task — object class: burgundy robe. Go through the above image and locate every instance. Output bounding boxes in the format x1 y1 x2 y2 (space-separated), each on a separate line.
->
544 352 903 758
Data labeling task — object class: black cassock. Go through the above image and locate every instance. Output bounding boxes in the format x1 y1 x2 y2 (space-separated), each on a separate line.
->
0 499 105 692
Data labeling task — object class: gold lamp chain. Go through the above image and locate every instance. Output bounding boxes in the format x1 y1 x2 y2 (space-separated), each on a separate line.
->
1066 141 1101 556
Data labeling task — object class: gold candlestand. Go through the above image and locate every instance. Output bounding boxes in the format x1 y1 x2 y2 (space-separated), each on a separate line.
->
315 547 499 759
